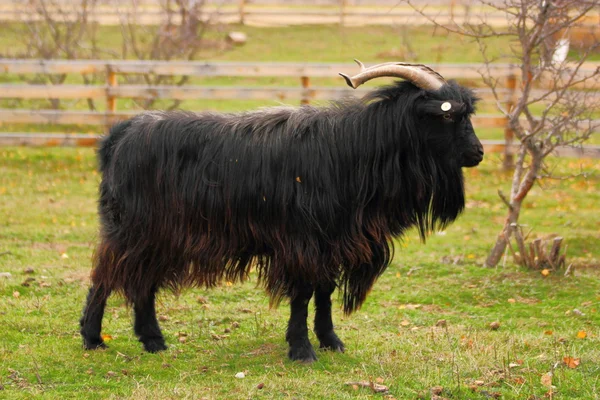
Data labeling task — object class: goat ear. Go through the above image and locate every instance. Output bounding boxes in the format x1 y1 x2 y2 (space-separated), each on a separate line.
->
417 100 465 116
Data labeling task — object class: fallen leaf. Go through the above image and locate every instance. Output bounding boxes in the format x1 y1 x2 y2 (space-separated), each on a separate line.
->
563 356 580 369
235 372 245 379
541 269 550 277
436 319 447 328
540 372 552 387
257 383 264 389
101 334 113 342
489 321 501 330
375 377 385 384
544 330 553 335
508 298 516 304
576 331 587 339
13 291 20 298
345 381 388 393
400 320 410 327
430 386 444 395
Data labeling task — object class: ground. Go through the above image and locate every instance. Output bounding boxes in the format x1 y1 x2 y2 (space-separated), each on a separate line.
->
0 149 598 399
0 22 599 400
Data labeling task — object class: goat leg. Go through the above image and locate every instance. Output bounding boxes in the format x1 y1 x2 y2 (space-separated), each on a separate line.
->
314 282 345 352
286 283 316 363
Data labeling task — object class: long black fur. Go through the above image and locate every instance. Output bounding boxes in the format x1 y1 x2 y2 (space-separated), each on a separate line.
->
81 80 482 360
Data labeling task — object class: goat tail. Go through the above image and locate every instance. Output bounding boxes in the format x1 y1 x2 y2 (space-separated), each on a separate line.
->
98 119 132 173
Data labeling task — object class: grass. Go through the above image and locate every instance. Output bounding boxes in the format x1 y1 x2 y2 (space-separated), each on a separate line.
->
0 23 599 399
0 148 599 399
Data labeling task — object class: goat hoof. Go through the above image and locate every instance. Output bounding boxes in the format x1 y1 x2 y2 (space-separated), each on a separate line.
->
82 338 107 350
288 341 317 363
319 333 345 353
142 338 167 353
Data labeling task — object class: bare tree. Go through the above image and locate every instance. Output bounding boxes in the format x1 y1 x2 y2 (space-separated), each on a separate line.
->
115 0 227 110
407 0 600 268
11 0 104 110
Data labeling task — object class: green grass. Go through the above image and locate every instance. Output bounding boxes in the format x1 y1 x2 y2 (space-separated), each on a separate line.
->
0 23 599 399
0 149 599 399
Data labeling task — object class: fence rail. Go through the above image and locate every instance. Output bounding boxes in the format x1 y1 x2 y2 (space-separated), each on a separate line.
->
0 58 598 159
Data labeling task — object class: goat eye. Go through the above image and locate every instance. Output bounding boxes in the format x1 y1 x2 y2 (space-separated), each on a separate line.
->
443 114 452 120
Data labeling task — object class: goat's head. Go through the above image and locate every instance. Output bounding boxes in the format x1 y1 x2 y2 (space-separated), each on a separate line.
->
340 60 484 168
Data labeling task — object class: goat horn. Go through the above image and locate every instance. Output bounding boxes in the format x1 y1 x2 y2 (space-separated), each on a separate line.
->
339 60 446 91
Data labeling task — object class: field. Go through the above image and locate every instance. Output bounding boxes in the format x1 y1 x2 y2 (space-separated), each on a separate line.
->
1 24 600 400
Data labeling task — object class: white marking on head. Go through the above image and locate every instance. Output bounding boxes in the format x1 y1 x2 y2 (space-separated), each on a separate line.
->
441 102 452 112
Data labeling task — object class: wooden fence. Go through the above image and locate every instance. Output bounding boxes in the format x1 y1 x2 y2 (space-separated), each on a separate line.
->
0 59 598 159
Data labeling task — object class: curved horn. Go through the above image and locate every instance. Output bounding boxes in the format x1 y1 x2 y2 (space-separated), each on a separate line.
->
339 59 446 91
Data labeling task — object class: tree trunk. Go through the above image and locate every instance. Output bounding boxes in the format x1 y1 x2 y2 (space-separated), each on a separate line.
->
485 149 541 267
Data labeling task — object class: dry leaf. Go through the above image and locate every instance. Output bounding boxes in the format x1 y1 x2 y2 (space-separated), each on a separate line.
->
13 291 20 298
541 269 550 277
430 386 444 395
489 321 501 330
345 381 388 393
400 320 411 327
544 330 553 335
540 372 552 388
508 298 516 304
563 356 580 369
101 334 113 342
576 331 587 339
375 377 385 384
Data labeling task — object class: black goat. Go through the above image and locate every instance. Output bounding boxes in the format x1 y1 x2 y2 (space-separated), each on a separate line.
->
80 61 483 362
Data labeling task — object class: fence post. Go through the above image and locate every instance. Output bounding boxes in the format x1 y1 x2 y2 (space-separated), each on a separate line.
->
503 73 516 170
106 66 117 133
239 0 245 25
339 0 346 27
300 76 310 105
